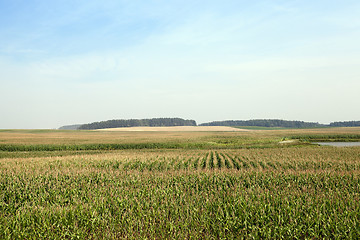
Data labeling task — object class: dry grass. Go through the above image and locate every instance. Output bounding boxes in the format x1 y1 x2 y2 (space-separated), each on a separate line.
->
0 129 250 145
1 127 359 146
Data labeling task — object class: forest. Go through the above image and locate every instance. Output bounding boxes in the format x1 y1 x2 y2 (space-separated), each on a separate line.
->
77 118 197 130
329 121 360 127
201 119 360 128
199 119 323 128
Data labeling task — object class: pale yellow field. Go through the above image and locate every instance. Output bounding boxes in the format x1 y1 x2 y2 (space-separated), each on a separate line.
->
96 126 249 132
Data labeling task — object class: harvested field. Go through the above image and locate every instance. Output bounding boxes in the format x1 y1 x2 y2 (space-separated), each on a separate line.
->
96 126 249 132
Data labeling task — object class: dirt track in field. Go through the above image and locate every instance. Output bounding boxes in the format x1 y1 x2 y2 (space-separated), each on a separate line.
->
95 126 251 132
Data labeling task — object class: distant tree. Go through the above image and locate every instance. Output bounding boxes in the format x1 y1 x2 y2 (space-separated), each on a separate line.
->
58 124 82 130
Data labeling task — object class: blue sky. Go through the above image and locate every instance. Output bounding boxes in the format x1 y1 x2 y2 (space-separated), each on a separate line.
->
1 0 360 128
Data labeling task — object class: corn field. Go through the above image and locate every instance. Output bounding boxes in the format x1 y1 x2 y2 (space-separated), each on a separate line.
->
1 129 360 239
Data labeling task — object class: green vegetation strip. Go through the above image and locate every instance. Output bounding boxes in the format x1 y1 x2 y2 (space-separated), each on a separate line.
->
288 134 360 142
0 142 283 152
0 143 200 152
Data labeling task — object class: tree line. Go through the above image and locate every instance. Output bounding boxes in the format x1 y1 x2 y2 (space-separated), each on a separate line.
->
59 119 360 130
329 121 360 127
77 118 197 130
200 119 360 128
199 119 323 128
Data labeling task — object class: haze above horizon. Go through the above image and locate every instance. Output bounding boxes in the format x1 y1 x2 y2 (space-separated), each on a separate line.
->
1 0 359 129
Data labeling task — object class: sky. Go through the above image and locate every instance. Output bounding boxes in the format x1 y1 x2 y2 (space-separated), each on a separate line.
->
1 0 360 129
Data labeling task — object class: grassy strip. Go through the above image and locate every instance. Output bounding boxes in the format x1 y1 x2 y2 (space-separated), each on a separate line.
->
0 143 199 152
0 150 112 159
288 134 360 142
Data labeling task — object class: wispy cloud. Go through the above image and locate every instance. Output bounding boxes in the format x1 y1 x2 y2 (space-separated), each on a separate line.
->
1 0 360 128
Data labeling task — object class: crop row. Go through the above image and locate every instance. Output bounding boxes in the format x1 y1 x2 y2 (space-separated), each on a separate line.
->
2 147 359 175
2 149 359 174
84 151 360 172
